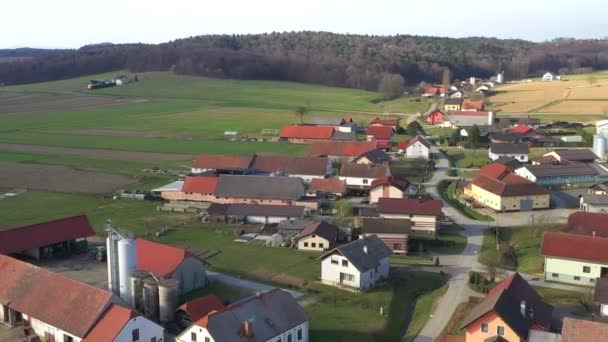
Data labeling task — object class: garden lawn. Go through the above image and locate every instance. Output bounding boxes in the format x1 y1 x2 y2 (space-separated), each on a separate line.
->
392 158 435 183
446 148 489 168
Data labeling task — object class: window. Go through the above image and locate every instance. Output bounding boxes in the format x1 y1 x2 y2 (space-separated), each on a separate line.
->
152 338 157 342
331 259 338 265
64 335 74 342
297 328 303 341
311 243 316 248
319 243 324 248
342 260 348 267
552 273 559 278
288 334 293 342
363 179 368 184
191 332 197 341
497 326 505 336
481 323 488 333
341 273 354 282
591 278 596 283
132 329 140 342
303 242 308 247
583 266 591 273
574 276 581 281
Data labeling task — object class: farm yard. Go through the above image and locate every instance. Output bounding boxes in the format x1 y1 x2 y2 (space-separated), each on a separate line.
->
489 71 608 120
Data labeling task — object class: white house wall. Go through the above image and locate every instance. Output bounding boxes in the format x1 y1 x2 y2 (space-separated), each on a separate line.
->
515 167 537 182
544 256 608 287
27 316 81 342
489 151 528 162
114 316 164 342
405 142 430 159
321 254 362 289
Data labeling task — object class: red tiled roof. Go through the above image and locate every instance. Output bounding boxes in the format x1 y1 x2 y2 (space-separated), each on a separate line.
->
136 239 192 278
279 125 334 140
377 198 443 216
477 163 513 180
424 86 446 95
0 255 113 338
309 178 346 194
397 135 431 150
310 141 378 157
366 126 394 140
472 172 548 197
193 154 253 170
510 125 543 136
562 317 608 342
461 100 485 111
178 295 225 322
0 215 95 255
541 232 608 263
370 176 409 191
84 304 137 342
182 176 218 193
562 212 608 238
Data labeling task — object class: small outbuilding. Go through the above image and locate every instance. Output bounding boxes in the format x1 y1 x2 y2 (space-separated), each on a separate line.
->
297 221 340 251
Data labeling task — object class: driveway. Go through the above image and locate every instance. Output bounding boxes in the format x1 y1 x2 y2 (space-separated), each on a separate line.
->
206 271 304 299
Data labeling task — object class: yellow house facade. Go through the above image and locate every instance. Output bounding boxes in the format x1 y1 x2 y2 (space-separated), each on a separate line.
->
468 183 550 211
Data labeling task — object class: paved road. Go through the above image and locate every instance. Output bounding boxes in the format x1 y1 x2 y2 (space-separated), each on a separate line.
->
206 271 304 299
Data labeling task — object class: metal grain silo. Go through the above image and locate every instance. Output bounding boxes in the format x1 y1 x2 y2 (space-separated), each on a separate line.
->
117 238 137 304
130 271 148 312
143 277 159 321
158 278 180 323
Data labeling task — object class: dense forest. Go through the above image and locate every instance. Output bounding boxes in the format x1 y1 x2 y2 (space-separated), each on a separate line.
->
1 32 608 90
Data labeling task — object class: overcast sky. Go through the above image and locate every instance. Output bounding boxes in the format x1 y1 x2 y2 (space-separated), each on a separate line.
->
3 0 607 49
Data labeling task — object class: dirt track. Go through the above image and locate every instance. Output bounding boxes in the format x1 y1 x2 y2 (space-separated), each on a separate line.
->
0 162 136 194
0 143 194 162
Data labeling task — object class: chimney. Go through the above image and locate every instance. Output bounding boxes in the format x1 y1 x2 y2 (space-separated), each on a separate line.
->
593 231 596 238
363 245 368 254
243 321 253 337
520 301 526 318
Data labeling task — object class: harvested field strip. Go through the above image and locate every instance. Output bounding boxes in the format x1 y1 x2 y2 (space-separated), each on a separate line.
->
0 94 148 115
0 143 194 162
0 162 136 194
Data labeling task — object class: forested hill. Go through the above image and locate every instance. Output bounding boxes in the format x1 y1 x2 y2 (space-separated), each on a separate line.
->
1 32 607 89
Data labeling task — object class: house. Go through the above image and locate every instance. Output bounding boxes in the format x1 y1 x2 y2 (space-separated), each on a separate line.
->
176 295 226 327
192 154 254 174
306 117 344 128
464 164 550 212
515 163 605 186
353 149 392 165
297 221 340 251
588 181 608 195
306 178 347 198
250 154 332 182
277 219 315 240
441 111 494 128
369 176 410 204
365 126 394 150
309 141 378 161
580 194 608 213
207 203 305 224
509 125 544 138
279 125 335 143
561 317 608 341
362 218 435 254
461 273 553 342
461 100 485 112
542 72 555 81
426 109 445 125
423 85 446 97
320 234 392 290
0 215 95 260
213 175 312 208
489 143 529 162
176 289 309 342
377 198 443 233
339 163 390 191
397 135 431 159
541 231 608 287
444 98 463 112
84 304 164 342
137 238 207 294
561 212 608 238
0 255 164 342
368 117 400 131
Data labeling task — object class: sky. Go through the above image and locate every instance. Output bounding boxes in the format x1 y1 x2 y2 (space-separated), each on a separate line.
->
2 0 608 49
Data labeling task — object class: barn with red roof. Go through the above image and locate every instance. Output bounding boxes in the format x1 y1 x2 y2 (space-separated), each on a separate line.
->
365 126 394 150
279 125 335 143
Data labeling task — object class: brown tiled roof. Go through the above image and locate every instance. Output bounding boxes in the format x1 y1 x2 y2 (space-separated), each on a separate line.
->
215 175 304 201
309 178 346 194
462 100 485 111
310 140 378 157
299 221 340 242
84 304 138 342
0 215 95 255
542 232 608 263
279 125 334 140
477 163 513 179
461 273 553 339
339 163 388 178
182 176 219 193
562 317 608 342
0 255 114 338
366 126 394 140
370 176 409 191
354 148 392 165
250 154 329 176
377 198 442 216
471 173 549 197
178 295 226 322
362 218 412 234
193 154 253 170
562 212 608 238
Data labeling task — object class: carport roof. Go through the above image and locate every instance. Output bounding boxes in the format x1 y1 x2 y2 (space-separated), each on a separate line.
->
0 215 95 255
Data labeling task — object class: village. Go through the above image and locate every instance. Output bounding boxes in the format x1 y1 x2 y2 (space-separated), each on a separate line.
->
3 60 608 342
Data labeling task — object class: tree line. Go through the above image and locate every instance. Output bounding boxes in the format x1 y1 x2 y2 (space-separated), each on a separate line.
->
1 32 608 92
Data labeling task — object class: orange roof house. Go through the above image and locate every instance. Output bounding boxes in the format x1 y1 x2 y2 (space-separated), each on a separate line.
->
310 141 378 159
182 176 219 194
462 100 485 111
279 125 335 142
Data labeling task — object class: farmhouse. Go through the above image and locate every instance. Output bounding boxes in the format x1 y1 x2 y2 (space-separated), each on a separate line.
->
320 234 392 290
310 140 378 161
488 143 529 162
464 164 550 212
426 109 445 125
338 163 390 191
461 273 553 342
279 125 334 143
207 203 305 224
136 238 207 294
444 98 462 112
580 194 608 213
176 289 309 342
561 211 608 238
0 215 95 260
213 175 313 208
368 176 410 204
306 178 347 198
377 198 442 233
353 148 392 165
397 135 431 159
0 255 165 342
297 221 340 251
541 231 608 287
461 100 485 111
368 117 400 131
365 126 394 150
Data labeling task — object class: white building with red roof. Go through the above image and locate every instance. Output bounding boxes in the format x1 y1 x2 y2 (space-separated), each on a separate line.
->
397 135 431 159
376 198 443 233
368 176 411 204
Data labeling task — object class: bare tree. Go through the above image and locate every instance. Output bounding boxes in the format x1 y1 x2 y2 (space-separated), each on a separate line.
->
378 73 405 100
294 105 308 124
